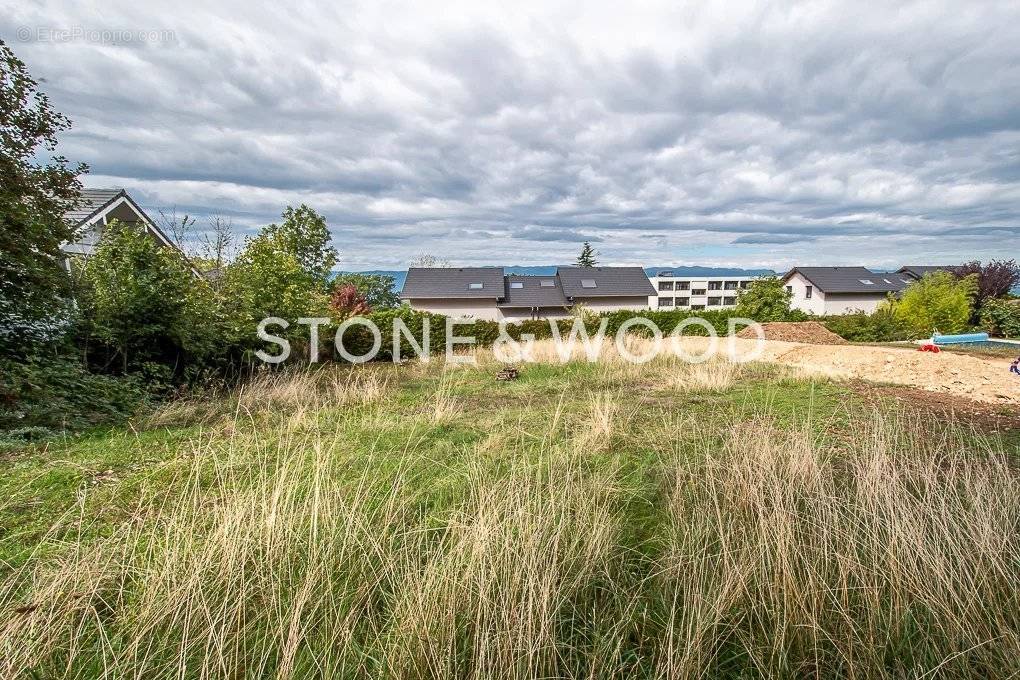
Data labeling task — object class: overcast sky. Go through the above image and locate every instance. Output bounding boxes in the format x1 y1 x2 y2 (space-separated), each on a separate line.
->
4 0 1017 270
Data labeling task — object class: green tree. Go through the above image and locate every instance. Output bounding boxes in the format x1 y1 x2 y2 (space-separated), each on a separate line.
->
78 221 215 375
575 242 598 267
0 39 87 351
887 271 977 337
260 205 338 283
734 277 793 321
221 207 335 345
331 273 400 309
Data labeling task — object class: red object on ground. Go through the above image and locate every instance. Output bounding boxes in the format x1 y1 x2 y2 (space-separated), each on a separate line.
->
918 343 941 353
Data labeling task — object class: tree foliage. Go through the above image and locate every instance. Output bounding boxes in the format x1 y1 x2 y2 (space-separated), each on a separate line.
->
331 273 400 309
734 277 793 322
329 284 371 318
887 271 977 337
0 39 87 350
222 206 335 344
952 260 1020 320
979 299 1020 339
575 242 598 267
77 221 216 375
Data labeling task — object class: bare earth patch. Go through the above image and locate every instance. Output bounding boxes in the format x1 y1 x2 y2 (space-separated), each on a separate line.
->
737 321 847 344
679 337 1020 406
847 380 1020 432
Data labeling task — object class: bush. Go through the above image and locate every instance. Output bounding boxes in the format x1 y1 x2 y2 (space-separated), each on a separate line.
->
0 355 147 437
734 277 794 322
822 309 913 343
888 272 977 337
979 299 1020 338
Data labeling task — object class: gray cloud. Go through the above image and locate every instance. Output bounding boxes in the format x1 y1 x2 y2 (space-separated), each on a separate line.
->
3 0 1019 270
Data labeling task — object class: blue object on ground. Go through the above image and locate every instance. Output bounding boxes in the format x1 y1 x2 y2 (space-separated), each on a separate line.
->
933 332 990 345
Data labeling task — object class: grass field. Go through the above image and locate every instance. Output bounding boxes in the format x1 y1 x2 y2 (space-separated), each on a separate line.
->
2 343 1019 678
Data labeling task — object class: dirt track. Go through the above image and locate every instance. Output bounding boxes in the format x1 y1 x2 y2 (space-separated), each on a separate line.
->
685 337 1020 406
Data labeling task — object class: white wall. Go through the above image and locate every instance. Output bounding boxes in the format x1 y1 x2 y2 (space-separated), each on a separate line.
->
405 299 501 320
819 293 891 315
576 297 649 313
648 276 755 309
785 272 828 316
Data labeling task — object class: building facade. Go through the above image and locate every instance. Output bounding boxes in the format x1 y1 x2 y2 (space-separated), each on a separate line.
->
783 267 912 315
400 266 654 321
647 272 757 310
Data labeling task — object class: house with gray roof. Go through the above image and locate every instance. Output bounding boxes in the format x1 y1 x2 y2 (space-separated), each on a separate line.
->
62 188 197 274
896 265 956 281
782 266 915 315
400 266 654 321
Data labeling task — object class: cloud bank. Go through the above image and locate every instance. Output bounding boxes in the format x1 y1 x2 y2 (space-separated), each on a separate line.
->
4 0 1017 269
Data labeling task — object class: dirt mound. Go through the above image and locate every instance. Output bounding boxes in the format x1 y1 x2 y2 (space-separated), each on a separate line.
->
738 321 847 345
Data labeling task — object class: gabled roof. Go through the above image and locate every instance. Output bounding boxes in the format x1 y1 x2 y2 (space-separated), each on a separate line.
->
783 267 910 294
62 188 201 276
64 189 125 225
557 266 656 298
897 265 955 280
400 267 505 299
498 275 571 308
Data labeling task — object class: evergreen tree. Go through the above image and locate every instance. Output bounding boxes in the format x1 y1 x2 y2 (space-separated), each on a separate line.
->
575 241 598 267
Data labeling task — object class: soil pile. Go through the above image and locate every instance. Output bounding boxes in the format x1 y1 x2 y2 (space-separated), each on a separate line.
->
738 321 847 345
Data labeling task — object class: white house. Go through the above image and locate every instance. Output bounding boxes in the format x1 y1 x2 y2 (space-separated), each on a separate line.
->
648 272 759 310
782 267 912 315
400 266 655 321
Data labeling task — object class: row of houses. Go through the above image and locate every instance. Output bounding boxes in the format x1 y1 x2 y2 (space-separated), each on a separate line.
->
61 188 953 321
401 265 950 320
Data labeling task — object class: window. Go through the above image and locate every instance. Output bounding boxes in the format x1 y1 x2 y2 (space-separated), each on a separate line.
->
692 288 706 296
675 297 690 307
658 281 674 291
510 282 524 289
723 296 736 306
882 278 892 284
707 297 721 306
468 282 483 290
786 286 793 295
691 304 705 310
740 281 750 288
724 281 738 290
805 285 812 299
658 297 674 307
708 281 722 290
859 279 874 285
581 279 597 288
676 281 690 290
540 279 555 287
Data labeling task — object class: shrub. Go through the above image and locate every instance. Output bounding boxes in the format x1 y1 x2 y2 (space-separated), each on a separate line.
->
76 221 219 376
822 308 913 343
888 272 977 337
735 277 794 322
0 355 147 436
979 299 1020 338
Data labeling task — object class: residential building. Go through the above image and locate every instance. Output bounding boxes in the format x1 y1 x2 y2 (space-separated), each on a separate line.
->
783 267 912 315
62 188 196 274
896 265 956 281
400 266 654 321
648 271 757 310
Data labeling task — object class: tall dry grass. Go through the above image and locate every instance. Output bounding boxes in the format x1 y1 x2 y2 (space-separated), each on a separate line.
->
2 367 1019 679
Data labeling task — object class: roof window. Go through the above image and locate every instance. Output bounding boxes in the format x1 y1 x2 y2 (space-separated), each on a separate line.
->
510 282 524 289
540 279 555 287
581 279 597 288
468 282 483 289
859 279 874 285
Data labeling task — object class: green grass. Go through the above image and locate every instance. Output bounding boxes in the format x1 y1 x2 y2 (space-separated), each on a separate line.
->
0 349 1017 679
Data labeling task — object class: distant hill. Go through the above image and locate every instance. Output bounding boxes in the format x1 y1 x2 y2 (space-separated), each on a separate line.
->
339 266 778 293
